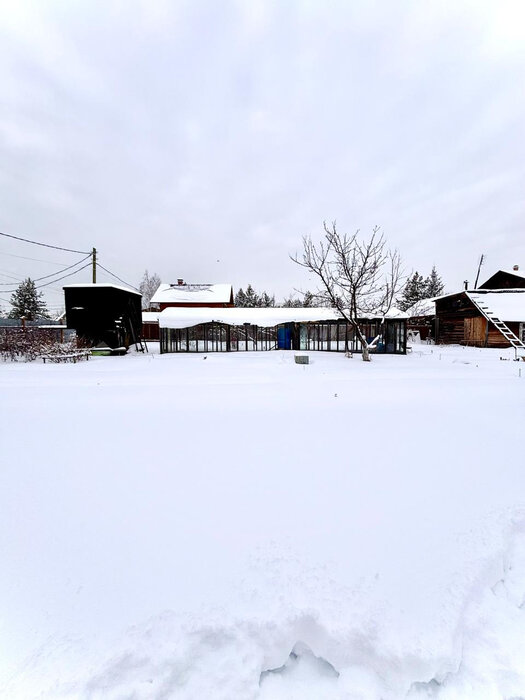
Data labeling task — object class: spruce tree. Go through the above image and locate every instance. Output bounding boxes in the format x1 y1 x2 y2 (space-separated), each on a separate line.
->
282 290 316 307
303 291 315 307
397 271 426 311
236 285 275 307
243 284 259 307
258 291 275 307
424 265 444 297
8 278 49 320
282 296 302 308
234 288 247 306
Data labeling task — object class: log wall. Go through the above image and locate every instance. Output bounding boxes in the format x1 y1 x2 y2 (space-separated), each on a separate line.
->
435 292 517 347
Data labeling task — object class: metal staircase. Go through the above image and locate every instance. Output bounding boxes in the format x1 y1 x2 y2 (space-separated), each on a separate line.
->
468 292 525 350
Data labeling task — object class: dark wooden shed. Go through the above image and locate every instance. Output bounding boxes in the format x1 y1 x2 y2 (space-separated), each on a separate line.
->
63 284 143 349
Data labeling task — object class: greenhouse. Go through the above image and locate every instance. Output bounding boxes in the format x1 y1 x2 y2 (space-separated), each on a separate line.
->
159 307 407 355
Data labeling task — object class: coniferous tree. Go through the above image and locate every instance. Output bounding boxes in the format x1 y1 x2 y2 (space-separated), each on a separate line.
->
303 291 315 307
258 291 275 307
236 285 276 307
8 278 49 320
397 272 427 312
282 290 317 307
424 265 444 298
282 296 302 308
243 284 259 307
234 287 247 306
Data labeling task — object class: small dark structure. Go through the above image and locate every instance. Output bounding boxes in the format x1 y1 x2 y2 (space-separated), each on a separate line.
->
142 312 160 341
63 283 143 349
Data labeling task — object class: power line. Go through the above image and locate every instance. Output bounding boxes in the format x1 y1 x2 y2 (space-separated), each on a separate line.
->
0 254 92 286
36 263 93 289
0 230 90 255
34 254 92 281
0 269 22 282
96 262 140 292
0 250 81 265
0 262 92 293
94 269 119 285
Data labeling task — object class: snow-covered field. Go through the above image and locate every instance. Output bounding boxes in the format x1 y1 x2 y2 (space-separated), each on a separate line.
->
1 344 524 699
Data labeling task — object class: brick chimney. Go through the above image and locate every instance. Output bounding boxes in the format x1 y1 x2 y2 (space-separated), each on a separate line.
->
513 265 519 271
177 278 184 285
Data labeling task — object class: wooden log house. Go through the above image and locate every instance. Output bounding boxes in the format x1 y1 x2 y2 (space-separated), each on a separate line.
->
435 268 525 348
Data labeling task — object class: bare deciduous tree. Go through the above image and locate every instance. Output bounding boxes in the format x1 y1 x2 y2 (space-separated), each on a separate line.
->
291 222 403 361
139 270 162 310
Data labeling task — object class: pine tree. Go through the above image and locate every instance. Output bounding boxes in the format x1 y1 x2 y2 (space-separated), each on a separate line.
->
236 285 275 307
397 271 427 312
258 291 275 307
282 290 317 307
282 296 302 308
234 287 247 306
8 278 49 320
424 265 444 298
303 291 315 307
243 284 259 307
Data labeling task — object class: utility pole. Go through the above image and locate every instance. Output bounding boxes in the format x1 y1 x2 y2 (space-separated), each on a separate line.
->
92 247 97 283
474 254 484 289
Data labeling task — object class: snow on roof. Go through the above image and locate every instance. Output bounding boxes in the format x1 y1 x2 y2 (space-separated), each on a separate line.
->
467 290 525 322
159 306 406 329
150 283 233 305
142 311 160 323
405 298 435 317
63 283 141 297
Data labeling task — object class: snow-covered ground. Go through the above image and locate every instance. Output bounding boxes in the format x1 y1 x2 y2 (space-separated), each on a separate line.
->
1 344 524 699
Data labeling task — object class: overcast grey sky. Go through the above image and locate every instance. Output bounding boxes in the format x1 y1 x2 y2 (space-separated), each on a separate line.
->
0 0 524 311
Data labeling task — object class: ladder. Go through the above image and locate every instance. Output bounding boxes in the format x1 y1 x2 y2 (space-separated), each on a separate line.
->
468 293 525 351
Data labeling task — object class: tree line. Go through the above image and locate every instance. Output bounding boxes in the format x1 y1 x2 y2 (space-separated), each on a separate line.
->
234 285 321 308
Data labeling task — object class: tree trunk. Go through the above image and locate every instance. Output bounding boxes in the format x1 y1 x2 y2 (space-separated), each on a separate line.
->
352 323 371 362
